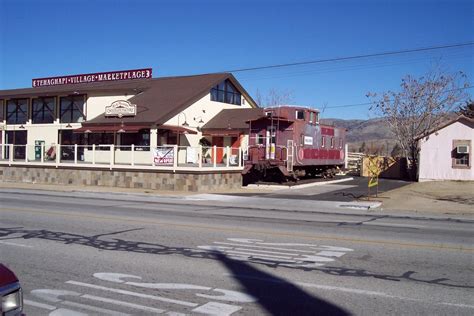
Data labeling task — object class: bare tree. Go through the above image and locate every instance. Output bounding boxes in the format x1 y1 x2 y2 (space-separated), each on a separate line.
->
367 68 470 179
255 88 293 107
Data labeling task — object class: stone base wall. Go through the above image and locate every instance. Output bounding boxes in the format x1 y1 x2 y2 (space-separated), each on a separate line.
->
0 166 242 192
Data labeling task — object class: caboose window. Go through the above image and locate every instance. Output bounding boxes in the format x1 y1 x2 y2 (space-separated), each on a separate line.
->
339 138 343 148
331 137 335 148
296 110 305 120
321 136 326 148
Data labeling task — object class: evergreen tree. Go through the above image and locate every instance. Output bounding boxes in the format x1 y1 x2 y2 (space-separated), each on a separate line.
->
458 101 474 118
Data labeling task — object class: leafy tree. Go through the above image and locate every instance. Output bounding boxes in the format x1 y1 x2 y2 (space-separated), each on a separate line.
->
368 68 469 179
359 141 366 153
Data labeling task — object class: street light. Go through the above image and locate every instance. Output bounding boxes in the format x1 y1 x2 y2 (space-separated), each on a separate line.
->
177 112 189 146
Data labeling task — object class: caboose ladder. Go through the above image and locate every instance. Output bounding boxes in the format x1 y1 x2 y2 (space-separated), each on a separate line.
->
286 140 294 172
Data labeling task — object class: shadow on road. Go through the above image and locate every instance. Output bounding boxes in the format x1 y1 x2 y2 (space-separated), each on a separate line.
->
215 252 349 315
1 226 471 289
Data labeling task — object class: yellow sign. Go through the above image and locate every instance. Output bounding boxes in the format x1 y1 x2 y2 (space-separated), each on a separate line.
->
368 177 378 188
367 156 381 188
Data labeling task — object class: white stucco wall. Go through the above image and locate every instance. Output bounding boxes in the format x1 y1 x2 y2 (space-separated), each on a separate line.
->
86 93 135 120
163 92 253 147
2 87 254 162
418 121 474 181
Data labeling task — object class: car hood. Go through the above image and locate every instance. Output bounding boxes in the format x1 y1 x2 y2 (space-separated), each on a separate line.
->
0 264 19 287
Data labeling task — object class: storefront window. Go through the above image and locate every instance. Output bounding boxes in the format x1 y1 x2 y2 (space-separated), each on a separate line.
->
210 80 241 105
59 130 85 160
0 99 4 121
60 95 85 123
157 130 177 146
87 133 115 150
120 129 150 151
6 99 28 124
32 97 56 124
5 131 27 159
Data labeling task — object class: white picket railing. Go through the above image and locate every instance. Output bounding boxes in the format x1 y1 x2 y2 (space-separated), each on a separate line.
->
0 144 244 171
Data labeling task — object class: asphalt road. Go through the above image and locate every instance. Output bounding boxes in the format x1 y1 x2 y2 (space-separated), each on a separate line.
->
0 188 473 315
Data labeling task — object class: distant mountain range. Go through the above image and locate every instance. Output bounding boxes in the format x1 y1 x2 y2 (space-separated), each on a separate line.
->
320 117 396 154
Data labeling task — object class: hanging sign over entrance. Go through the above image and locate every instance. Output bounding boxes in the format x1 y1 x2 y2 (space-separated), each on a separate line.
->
32 68 152 87
105 100 137 117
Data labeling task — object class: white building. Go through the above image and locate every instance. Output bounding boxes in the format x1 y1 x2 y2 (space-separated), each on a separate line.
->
418 115 473 181
0 71 258 166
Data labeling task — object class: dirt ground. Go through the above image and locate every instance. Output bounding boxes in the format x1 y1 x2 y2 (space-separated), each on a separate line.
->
378 181 474 216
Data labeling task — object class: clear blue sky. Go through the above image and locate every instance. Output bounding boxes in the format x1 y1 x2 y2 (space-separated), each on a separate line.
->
0 0 472 119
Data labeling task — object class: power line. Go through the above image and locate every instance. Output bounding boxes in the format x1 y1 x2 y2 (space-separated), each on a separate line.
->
222 42 474 73
324 85 474 110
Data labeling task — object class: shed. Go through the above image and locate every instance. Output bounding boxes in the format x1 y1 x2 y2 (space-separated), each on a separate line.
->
418 115 474 181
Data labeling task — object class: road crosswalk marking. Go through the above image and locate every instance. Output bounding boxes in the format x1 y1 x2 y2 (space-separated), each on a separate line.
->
26 272 252 315
197 238 353 269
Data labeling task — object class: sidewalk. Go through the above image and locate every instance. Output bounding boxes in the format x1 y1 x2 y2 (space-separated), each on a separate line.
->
378 181 474 216
0 180 472 220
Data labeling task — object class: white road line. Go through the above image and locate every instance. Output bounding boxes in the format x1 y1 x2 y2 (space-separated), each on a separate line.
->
24 299 56 310
316 251 346 257
63 301 129 315
224 249 294 259
127 282 210 291
298 282 393 297
363 222 427 229
233 247 310 256
50 308 88 316
228 255 297 263
224 273 474 309
0 241 33 248
66 281 198 307
440 302 474 309
82 294 166 313
192 302 242 315
213 242 332 253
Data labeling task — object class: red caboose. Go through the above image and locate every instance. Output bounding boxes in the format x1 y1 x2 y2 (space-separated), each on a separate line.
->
243 106 346 181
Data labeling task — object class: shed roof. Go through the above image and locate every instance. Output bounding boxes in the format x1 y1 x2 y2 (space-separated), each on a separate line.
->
416 115 474 140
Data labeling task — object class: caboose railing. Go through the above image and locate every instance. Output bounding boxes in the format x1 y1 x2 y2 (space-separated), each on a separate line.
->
246 145 288 162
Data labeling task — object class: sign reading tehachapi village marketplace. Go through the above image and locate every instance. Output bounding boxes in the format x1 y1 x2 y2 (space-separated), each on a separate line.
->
32 68 152 87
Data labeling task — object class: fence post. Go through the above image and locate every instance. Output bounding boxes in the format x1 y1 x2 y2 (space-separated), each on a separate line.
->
92 144 96 165
213 145 217 168
173 145 178 171
198 145 202 169
131 144 135 166
41 144 45 163
344 143 349 169
239 147 242 167
110 145 114 170
74 144 78 165
226 146 230 167
55 144 60 167
9 144 13 166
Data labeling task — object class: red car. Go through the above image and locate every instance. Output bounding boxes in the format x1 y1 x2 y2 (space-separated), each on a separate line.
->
0 264 23 316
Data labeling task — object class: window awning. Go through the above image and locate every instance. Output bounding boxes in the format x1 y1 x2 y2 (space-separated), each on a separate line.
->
158 125 198 134
74 125 148 133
